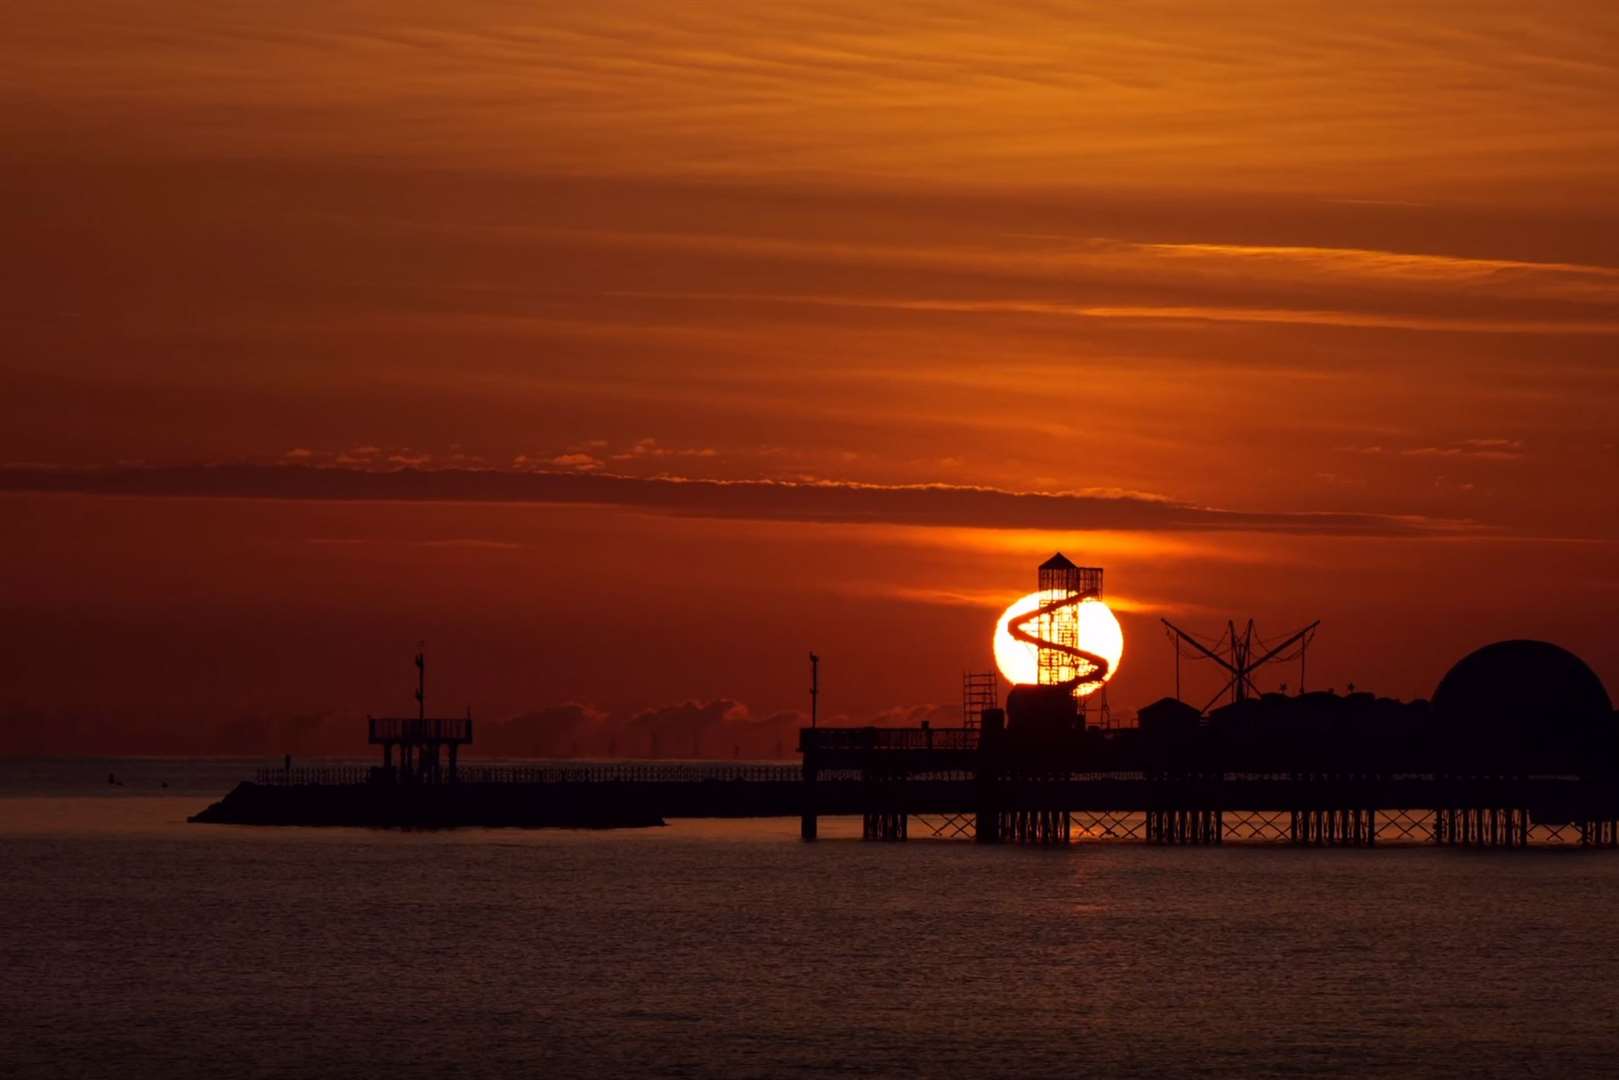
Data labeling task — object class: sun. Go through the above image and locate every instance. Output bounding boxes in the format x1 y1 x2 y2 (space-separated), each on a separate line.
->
993 591 1123 698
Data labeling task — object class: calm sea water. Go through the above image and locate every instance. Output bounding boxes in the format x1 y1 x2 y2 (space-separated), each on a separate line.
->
3 759 1618 1079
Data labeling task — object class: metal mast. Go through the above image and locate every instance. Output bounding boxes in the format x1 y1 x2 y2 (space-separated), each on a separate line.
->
1162 618 1320 713
809 652 819 728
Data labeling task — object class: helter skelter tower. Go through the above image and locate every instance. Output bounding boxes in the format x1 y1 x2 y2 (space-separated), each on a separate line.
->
1034 553 1105 689
1003 552 1115 731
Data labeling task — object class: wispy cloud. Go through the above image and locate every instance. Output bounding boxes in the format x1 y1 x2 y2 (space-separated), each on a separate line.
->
612 291 1619 336
414 538 524 550
610 437 718 462
1402 438 1526 461
14 1 1614 196
0 463 1477 538
561 226 1619 304
548 452 603 471
1343 438 1526 461
1133 241 1619 298
838 580 1173 615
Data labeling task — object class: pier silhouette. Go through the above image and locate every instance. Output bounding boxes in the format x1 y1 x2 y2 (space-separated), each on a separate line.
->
193 563 1616 847
194 636 1618 848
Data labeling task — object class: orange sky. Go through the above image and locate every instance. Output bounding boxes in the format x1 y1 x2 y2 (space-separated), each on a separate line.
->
3 1 1616 754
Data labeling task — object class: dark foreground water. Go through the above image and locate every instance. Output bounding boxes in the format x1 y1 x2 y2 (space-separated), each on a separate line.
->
3 760 1619 1079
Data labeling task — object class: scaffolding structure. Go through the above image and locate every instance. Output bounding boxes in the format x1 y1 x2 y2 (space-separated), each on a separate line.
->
962 671 998 728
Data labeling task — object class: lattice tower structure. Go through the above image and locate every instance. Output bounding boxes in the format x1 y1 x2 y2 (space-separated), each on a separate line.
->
1035 553 1104 689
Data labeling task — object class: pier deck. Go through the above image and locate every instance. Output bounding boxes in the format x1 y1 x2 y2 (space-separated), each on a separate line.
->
189 739 1619 848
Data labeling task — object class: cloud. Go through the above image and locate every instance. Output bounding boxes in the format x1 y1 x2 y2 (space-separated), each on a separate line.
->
625 699 751 757
839 581 1166 614
1132 241 1619 298
335 445 387 466
0 463 1475 537
568 226 1619 307
550 452 603 470
611 438 718 461
1402 438 1525 461
411 538 523 550
613 291 1619 336
1343 438 1526 462
20 1 1613 200
479 703 609 757
873 703 960 727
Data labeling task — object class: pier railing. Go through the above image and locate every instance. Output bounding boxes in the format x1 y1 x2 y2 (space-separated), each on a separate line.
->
254 766 373 786
800 727 980 753
253 763 803 786
454 764 801 784
250 765 1589 788
368 716 472 743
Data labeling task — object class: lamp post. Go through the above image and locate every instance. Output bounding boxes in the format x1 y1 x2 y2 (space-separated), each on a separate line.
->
809 652 819 728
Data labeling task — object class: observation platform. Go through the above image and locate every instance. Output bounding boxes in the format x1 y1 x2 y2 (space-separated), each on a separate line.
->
368 713 472 783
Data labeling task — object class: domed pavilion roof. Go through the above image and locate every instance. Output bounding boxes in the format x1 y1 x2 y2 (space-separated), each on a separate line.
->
1432 640 1613 769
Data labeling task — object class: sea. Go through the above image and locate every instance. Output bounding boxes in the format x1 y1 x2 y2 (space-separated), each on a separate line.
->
3 757 1619 1079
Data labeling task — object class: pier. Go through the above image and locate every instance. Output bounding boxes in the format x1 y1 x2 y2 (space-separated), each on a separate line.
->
192 724 1619 848
192 582 1616 847
793 717 1619 848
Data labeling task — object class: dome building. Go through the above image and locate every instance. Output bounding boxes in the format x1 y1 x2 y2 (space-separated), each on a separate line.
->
1431 640 1615 774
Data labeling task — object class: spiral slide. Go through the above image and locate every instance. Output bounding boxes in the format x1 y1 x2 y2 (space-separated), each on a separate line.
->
1008 594 1111 691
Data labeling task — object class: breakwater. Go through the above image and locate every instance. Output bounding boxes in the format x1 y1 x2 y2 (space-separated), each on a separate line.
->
188 764 804 828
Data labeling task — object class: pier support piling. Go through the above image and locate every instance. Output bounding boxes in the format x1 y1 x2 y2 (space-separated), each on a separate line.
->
800 759 818 841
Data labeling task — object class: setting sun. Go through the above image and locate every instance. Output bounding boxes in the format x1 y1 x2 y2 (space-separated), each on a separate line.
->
993 591 1124 698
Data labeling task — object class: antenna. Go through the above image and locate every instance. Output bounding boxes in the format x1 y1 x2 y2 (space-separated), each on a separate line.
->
414 642 425 722
809 652 820 728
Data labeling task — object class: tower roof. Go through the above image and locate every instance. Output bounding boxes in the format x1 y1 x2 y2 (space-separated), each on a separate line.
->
1039 552 1078 571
